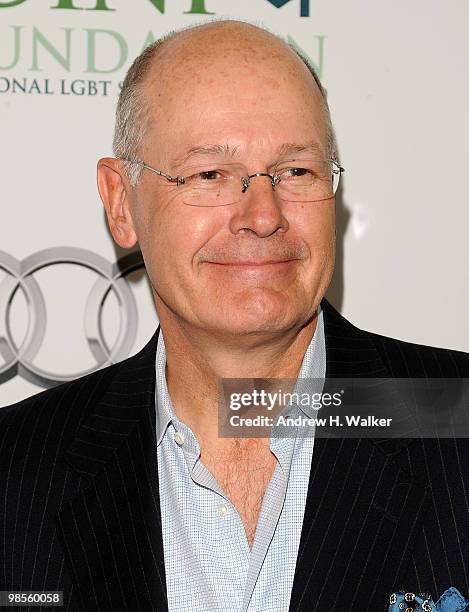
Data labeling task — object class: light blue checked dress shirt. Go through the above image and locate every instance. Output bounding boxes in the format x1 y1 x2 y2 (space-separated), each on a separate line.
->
155 307 326 612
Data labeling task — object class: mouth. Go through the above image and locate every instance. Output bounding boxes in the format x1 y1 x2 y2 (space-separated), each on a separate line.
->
207 258 299 266
202 259 301 277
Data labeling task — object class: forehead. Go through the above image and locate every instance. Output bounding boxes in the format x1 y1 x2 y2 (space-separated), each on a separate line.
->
141 24 327 159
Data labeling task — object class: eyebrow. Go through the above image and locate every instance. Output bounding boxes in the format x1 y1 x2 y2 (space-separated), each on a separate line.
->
173 144 240 166
276 141 325 157
172 140 324 166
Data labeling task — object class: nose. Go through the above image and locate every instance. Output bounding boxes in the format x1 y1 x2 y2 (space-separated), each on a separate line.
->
228 173 289 238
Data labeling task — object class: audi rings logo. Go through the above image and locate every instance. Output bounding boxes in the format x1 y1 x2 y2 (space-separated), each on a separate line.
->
0 247 147 388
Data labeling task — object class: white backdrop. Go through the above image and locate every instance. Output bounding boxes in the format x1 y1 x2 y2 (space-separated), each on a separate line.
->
1 0 468 406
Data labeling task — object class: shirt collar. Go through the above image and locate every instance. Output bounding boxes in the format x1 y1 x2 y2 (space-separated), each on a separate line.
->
154 305 326 446
288 304 326 419
154 330 175 446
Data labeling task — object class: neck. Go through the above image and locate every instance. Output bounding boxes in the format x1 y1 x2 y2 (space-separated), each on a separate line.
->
156 300 318 452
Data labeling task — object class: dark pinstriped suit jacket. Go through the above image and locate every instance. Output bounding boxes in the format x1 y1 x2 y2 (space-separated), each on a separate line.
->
1 298 469 611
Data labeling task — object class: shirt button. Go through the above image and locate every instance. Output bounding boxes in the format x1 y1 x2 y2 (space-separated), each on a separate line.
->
218 504 229 517
174 431 185 446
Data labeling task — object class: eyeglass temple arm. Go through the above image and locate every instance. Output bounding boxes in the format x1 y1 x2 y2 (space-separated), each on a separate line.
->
141 163 186 185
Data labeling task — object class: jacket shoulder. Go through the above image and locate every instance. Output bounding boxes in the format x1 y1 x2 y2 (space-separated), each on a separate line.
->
366 330 469 377
0 327 160 431
0 360 124 455
0 322 160 464
321 298 469 377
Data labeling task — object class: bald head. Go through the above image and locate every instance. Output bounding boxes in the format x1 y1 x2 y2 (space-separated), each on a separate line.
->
113 19 337 186
153 20 318 82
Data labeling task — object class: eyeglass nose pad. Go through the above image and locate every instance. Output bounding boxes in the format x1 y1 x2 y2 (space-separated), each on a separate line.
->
241 177 250 193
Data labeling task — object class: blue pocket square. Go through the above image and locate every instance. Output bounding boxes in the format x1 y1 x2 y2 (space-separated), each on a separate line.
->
435 588 469 612
389 588 469 611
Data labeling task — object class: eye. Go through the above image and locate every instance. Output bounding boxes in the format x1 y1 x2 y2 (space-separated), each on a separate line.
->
197 170 221 181
275 166 315 183
183 166 236 187
283 167 312 178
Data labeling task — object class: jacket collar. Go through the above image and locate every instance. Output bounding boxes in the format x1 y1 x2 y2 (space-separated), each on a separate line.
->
58 327 167 610
290 299 429 609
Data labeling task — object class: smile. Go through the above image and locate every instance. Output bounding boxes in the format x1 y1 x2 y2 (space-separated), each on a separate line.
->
210 259 298 266
203 259 301 277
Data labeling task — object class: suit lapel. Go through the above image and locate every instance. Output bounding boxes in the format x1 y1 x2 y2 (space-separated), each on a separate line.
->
289 300 430 610
57 328 168 612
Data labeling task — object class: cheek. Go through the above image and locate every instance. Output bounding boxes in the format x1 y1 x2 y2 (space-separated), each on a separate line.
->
147 203 224 277
291 202 335 254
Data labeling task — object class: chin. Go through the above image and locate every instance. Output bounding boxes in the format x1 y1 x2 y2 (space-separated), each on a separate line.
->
205 317 294 338
202 295 306 337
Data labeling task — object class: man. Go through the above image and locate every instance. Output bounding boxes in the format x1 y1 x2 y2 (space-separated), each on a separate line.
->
1 19 468 612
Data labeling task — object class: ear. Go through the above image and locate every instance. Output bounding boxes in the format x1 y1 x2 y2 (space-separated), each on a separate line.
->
97 157 138 249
